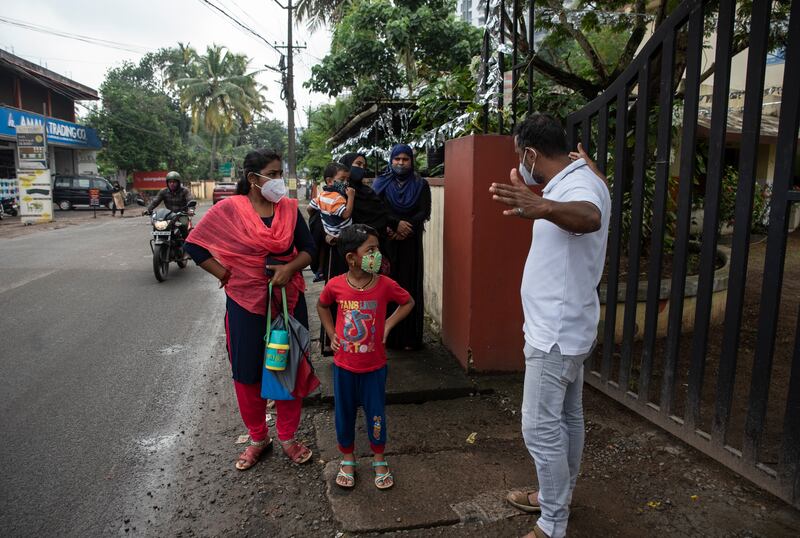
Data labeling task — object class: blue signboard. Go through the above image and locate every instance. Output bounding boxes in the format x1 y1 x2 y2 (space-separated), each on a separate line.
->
0 105 101 149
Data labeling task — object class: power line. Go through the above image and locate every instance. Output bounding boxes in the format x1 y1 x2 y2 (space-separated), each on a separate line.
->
0 15 149 54
225 0 284 42
195 0 282 55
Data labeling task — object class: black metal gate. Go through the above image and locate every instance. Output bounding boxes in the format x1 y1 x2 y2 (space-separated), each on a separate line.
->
478 0 800 507
562 0 800 508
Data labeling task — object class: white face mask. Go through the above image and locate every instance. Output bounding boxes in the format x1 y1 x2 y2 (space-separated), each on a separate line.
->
260 178 286 202
252 173 286 202
519 148 541 186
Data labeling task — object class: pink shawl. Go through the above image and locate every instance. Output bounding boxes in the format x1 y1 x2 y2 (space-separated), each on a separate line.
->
188 195 305 315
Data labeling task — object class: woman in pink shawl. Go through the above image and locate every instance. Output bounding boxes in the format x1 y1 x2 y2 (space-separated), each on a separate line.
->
184 148 318 470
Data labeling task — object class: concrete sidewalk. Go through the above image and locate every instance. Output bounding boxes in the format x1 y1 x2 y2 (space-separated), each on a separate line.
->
298 273 800 537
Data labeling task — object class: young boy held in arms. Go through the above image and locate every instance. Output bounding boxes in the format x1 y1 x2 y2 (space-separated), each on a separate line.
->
308 162 355 281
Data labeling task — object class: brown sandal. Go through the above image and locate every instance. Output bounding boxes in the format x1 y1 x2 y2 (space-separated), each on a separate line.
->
522 526 550 538
279 438 313 464
506 490 542 513
235 438 273 471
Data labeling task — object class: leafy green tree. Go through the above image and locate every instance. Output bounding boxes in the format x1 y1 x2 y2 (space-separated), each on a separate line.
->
177 45 268 178
241 118 288 155
298 105 338 180
86 61 189 176
307 0 481 100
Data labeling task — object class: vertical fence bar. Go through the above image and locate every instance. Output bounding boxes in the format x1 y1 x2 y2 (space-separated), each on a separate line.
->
781 306 800 502
661 3 704 416
596 103 609 175
498 0 505 134
527 0 534 115
619 64 651 394
704 0 737 440
639 35 677 403
762 59 800 498
601 90 630 384
568 122 579 151
511 0 519 129
684 0 739 433
745 0 800 465
581 117 591 155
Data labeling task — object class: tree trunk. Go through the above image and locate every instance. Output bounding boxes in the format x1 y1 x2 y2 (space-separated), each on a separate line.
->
209 131 218 180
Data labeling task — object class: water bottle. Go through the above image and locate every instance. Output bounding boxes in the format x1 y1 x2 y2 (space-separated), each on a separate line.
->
265 329 290 371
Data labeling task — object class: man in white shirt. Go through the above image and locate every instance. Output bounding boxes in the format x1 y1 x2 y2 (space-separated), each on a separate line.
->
490 114 611 538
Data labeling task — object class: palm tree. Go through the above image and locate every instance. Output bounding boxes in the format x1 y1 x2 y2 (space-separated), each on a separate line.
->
177 45 269 178
294 0 352 30
164 43 199 90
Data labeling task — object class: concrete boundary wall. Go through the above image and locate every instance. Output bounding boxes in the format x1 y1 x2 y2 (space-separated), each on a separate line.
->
423 179 444 329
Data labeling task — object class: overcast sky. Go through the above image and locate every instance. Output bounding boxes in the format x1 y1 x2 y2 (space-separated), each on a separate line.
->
1 0 333 128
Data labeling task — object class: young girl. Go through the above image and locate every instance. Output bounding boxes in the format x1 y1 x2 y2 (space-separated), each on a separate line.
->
317 224 414 489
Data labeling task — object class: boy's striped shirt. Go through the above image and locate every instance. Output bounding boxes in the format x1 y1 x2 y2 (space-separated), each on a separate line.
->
310 191 352 236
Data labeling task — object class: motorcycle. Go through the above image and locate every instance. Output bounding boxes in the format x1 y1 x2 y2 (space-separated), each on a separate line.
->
1 198 18 218
137 199 197 282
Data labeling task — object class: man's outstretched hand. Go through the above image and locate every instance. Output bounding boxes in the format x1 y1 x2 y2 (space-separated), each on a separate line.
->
489 167 551 220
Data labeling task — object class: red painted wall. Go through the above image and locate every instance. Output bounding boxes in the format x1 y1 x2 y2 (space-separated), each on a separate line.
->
442 135 540 372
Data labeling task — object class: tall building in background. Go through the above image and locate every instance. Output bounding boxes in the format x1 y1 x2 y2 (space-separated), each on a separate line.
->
457 0 486 27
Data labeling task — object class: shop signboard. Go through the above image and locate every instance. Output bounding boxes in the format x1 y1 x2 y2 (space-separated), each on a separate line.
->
17 169 53 224
1 105 101 149
16 124 47 170
133 170 168 191
89 188 100 206
16 124 53 223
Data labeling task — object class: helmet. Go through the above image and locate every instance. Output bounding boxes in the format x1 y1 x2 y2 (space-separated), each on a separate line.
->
166 171 182 188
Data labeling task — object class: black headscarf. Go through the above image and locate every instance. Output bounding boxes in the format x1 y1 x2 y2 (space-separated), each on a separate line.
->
338 152 388 234
339 152 366 171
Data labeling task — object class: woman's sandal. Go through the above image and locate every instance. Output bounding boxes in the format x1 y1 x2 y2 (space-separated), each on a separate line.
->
279 438 313 464
336 460 358 489
235 438 273 471
372 460 394 489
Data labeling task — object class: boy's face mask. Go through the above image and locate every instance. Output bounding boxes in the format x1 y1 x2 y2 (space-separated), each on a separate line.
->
361 251 382 274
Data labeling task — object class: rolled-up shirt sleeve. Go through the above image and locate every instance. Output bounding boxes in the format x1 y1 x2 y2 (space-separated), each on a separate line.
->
184 241 212 265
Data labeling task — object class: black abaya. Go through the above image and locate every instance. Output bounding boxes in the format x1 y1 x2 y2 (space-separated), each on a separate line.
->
382 179 432 350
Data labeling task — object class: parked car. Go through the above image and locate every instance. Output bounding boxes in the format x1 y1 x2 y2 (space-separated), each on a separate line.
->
53 175 115 210
213 182 237 204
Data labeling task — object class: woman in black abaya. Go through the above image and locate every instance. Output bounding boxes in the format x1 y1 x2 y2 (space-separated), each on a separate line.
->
372 144 431 350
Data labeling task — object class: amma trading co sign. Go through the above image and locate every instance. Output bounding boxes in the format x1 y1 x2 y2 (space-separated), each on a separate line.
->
1 105 102 149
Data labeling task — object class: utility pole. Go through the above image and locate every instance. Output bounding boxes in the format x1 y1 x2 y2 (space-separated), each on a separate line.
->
274 0 306 198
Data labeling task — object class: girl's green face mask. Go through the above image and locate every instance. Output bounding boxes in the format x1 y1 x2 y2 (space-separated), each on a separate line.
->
361 251 382 274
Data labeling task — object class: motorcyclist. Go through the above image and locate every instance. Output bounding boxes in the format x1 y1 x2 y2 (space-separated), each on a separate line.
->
143 171 195 238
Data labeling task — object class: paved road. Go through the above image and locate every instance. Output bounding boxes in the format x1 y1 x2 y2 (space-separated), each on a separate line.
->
0 207 225 536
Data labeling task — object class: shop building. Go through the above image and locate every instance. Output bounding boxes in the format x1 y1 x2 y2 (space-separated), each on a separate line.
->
0 49 101 201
